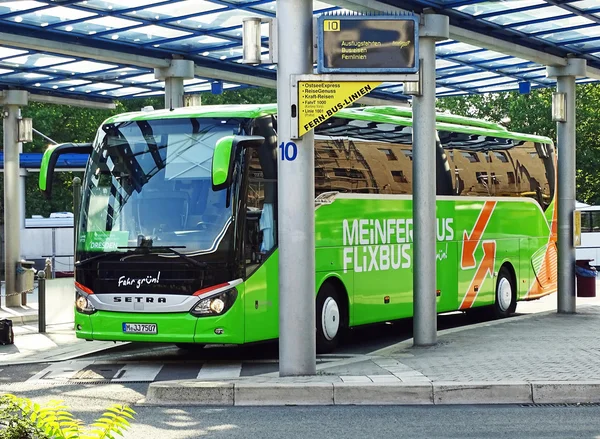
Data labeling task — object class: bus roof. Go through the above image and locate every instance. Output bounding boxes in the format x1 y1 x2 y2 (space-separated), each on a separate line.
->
103 103 553 145
360 106 509 132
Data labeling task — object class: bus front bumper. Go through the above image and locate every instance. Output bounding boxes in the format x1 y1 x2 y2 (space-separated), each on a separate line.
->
75 305 245 344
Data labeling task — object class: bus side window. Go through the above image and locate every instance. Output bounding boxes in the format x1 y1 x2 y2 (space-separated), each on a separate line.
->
592 211 600 232
582 212 592 233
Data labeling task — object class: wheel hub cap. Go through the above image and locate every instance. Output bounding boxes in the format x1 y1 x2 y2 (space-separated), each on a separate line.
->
498 277 512 312
322 297 340 341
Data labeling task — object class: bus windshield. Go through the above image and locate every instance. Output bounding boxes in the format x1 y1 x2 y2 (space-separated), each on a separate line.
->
78 117 244 255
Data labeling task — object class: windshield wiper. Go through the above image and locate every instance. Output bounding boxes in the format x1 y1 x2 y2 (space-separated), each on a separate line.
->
75 251 130 268
118 245 207 268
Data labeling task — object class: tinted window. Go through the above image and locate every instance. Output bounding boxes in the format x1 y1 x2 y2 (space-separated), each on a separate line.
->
313 117 452 196
439 130 555 210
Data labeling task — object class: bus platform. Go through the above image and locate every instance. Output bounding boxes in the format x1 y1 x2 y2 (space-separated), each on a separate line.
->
143 292 600 406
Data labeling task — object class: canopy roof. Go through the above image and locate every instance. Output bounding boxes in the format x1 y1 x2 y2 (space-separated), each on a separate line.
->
0 0 596 103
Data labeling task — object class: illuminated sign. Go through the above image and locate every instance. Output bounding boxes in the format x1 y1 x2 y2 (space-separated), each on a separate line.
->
317 15 419 74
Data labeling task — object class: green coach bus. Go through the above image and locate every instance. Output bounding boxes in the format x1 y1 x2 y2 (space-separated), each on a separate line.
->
39 104 558 353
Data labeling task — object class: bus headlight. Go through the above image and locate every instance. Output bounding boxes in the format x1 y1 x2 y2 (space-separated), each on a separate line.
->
191 288 237 317
75 292 96 315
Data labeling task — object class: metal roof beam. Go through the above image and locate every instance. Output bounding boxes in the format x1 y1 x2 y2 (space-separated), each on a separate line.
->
0 30 278 88
29 93 116 109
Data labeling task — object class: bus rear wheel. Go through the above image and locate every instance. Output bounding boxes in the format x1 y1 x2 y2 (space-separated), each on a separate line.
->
494 266 516 318
316 283 347 354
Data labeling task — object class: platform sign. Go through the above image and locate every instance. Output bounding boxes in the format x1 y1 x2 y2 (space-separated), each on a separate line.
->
297 80 380 137
574 210 581 247
317 15 419 74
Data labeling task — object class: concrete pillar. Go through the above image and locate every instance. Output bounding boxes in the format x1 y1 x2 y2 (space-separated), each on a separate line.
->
154 59 195 109
2 90 28 307
412 14 449 346
277 0 316 376
547 58 586 314
19 168 27 230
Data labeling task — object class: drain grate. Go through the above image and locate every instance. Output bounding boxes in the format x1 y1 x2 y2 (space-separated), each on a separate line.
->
521 403 600 408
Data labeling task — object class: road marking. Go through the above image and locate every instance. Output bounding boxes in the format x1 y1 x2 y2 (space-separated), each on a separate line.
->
197 362 242 379
111 364 164 382
26 361 93 382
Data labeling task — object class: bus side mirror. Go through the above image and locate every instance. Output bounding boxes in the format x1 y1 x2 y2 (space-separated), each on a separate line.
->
212 135 264 191
39 143 93 199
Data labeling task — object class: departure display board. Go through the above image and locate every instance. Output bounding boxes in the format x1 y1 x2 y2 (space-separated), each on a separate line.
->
317 15 419 73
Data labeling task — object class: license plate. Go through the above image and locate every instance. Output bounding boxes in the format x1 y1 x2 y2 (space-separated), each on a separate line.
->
122 323 157 334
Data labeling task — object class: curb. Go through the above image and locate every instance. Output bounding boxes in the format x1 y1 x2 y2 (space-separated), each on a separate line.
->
3 314 38 326
141 379 600 406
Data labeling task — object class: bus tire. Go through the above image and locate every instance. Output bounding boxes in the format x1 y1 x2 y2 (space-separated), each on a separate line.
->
316 283 347 354
175 343 206 351
494 266 516 318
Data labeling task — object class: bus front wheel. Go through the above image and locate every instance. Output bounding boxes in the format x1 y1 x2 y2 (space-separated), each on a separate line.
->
494 266 516 318
316 283 347 354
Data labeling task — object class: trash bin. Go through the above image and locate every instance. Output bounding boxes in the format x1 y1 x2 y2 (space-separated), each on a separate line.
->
575 259 597 297
16 260 36 305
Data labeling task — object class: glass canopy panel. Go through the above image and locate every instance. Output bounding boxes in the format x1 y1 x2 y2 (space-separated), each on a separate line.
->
162 35 231 52
0 1 45 13
207 47 244 61
436 59 459 69
466 77 518 89
563 40 600 51
0 69 14 75
133 91 163 97
123 0 223 22
83 0 170 11
87 67 147 81
0 48 28 59
441 71 498 84
17 6 96 28
514 16 591 34
253 2 277 14
173 9 263 31
480 58 533 69
118 73 157 84
538 27 600 43
454 0 545 17
436 42 482 56
105 86 152 97
64 16 143 35
3 54 74 68
482 6 566 26
450 50 506 63
3 72 51 83
437 66 480 78
72 82 122 93
40 79 92 89
50 60 119 74
573 0 600 10
100 25 192 43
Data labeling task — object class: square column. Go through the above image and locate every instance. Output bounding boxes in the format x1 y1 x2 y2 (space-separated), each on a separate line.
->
547 58 586 314
276 0 316 376
2 89 28 307
412 14 449 346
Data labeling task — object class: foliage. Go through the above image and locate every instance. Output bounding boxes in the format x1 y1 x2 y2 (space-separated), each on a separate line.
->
436 83 600 205
0 394 136 439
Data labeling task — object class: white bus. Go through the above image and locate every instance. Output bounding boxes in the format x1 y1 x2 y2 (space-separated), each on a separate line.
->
576 202 600 267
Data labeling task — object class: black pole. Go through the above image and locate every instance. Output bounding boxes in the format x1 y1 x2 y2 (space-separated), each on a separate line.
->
38 271 46 333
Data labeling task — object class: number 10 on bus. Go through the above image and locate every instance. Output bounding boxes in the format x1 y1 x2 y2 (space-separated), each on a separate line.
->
279 141 298 161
